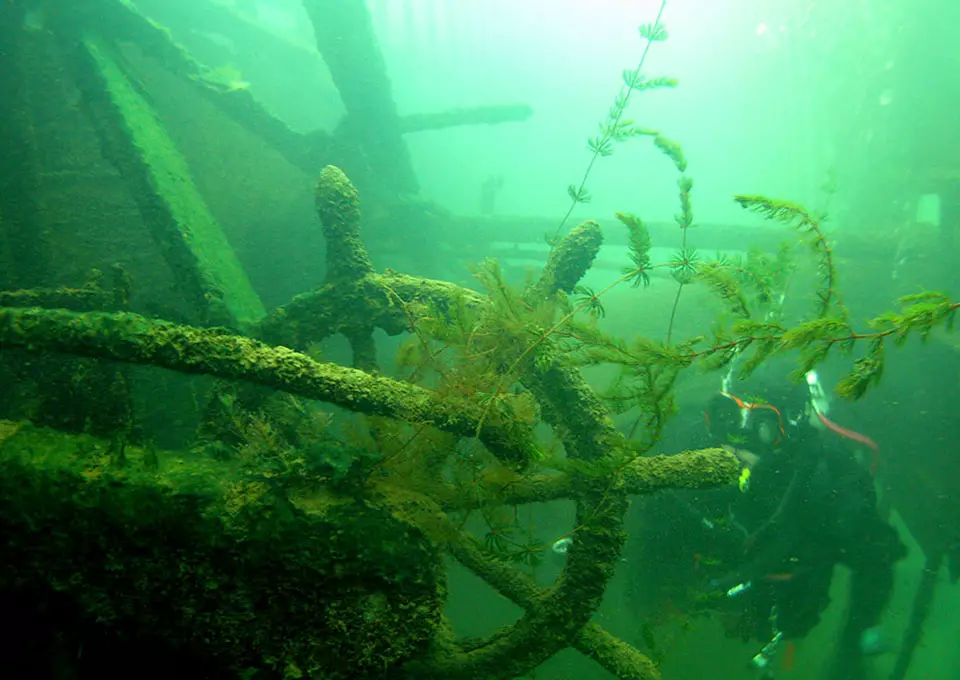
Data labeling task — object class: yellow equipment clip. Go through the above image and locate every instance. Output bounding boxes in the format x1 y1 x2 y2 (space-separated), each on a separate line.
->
738 467 751 493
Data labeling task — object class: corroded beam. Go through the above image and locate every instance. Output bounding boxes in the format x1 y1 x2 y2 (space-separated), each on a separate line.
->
302 0 419 194
400 104 534 133
90 0 332 176
74 32 265 329
0 306 540 467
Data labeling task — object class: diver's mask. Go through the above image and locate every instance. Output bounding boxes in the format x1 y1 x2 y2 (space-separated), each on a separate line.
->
720 392 787 448
705 389 807 454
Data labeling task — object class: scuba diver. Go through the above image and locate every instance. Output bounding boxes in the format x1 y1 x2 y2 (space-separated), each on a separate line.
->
626 369 906 679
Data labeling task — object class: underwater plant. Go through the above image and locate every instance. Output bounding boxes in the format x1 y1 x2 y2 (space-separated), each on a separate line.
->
551 1 674 244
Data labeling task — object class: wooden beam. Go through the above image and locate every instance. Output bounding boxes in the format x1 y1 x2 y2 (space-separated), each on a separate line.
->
74 33 265 329
450 214 792 253
400 104 534 133
302 0 419 194
95 0 332 177
0 15 48 288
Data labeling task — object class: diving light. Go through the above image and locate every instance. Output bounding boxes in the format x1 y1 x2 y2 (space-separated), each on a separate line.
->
805 370 830 416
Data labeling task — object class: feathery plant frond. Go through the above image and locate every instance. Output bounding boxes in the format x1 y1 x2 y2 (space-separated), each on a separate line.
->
639 22 669 41
654 135 687 174
550 0 670 245
743 244 793 308
831 291 958 398
566 184 592 205
622 70 677 92
560 319 689 451
674 175 694 228
656 139 695 343
615 211 652 288
733 194 844 319
872 291 957 343
700 246 791 317
670 247 699 284
683 290 960 401
835 340 884 400
573 285 606 319
697 262 750 319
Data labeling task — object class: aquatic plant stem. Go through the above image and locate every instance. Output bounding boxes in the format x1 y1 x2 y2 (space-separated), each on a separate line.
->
664 215 690 344
552 0 668 242
734 194 843 318
665 284 683 344
474 267 639 439
474 250 695 440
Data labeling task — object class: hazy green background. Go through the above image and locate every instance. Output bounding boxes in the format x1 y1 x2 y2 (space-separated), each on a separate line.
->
364 0 895 225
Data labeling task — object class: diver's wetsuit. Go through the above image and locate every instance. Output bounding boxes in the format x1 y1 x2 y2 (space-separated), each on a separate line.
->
709 429 906 677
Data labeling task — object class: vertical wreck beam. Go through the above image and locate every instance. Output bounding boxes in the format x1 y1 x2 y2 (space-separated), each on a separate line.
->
0 9 49 288
302 0 419 195
73 33 265 329
889 552 943 680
